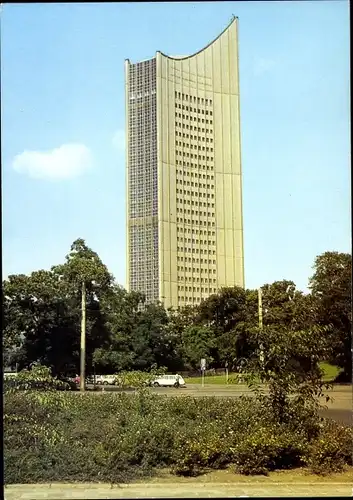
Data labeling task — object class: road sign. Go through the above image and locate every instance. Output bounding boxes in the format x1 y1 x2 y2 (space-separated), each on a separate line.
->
200 358 206 370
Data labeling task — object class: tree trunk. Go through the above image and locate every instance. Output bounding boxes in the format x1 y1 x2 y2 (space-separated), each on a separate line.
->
80 281 86 391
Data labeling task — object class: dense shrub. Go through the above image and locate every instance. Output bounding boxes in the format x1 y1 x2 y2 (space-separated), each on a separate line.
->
3 390 352 484
3 365 73 393
232 425 308 475
305 420 353 475
172 428 232 476
113 368 167 388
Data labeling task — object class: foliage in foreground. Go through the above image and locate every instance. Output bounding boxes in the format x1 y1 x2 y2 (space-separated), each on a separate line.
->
4 390 352 484
309 251 352 380
113 367 167 388
4 365 168 392
3 365 75 392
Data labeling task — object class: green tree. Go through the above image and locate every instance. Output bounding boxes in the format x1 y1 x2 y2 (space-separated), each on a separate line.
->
197 287 246 331
135 302 180 370
94 293 184 373
259 280 318 332
243 323 333 425
52 238 113 390
261 281 295 327
243 288 259 328
93 287 147 372
195 287 249 367
3 270 79 375
181 325 215 369
217 288 263 368
309 251 352 380
164 305 196 370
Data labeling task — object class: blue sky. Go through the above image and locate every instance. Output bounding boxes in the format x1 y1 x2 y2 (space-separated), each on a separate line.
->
2 1 350 292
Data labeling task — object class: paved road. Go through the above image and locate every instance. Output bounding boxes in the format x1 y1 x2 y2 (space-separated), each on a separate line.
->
319 408 352 427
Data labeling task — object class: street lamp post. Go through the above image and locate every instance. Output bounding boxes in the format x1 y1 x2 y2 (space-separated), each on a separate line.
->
258 287 263 330
80 281 86 392
258 288 264 369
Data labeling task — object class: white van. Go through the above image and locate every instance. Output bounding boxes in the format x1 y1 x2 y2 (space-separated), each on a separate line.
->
151 374 185 388
95 375 117 385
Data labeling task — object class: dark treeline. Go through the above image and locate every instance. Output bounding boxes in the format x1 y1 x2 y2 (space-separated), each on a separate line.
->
3 239 351 380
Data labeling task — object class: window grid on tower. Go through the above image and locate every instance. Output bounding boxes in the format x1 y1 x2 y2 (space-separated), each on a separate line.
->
174 91 216 305
128 59 159 303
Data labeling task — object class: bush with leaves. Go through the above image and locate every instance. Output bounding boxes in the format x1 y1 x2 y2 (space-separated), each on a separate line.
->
113 367 167 389
240 324 333 426
172 428 230 476
3 365 73 393
232 424 308 475
304 419 353 475
4 390 352 484
4 389 173 484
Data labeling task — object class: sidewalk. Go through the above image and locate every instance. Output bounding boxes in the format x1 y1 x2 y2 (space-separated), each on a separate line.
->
4 482 352 499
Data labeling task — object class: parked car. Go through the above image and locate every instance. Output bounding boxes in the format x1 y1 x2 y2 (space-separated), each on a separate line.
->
85 375 95 384
95 374 117 385
68 375 94 388
151 374 185 388
58 377 78 391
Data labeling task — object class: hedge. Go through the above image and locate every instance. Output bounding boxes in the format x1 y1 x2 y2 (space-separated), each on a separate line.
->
4 389 352 484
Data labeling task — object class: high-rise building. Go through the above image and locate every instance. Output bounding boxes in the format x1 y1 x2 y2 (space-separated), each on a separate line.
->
125 16 244 309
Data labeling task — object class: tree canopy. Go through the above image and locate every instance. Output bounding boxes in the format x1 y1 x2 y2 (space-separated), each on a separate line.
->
309 251 352 379
3 243 351 381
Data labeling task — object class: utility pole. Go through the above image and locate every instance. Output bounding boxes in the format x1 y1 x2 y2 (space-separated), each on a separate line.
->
80 281 86 392
201 358 206 388
258 287 264 368
258 287 263 330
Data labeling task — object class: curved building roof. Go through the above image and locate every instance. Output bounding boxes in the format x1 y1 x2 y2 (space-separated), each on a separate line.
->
126 16 238 65
157 16 237 61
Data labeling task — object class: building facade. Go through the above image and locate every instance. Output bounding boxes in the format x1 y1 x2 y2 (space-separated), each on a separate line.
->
126 17 244 309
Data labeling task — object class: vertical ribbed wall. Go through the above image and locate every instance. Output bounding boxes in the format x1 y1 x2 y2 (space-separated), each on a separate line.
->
156 18 244 309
